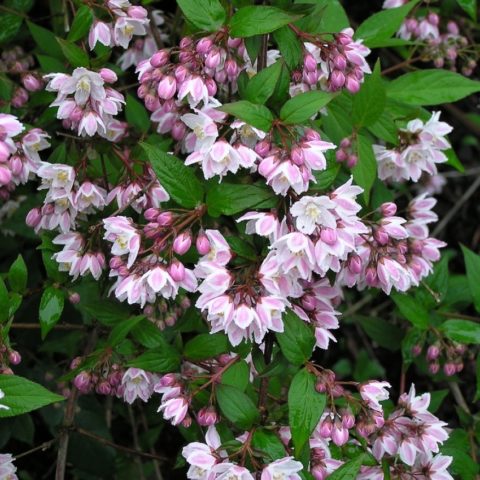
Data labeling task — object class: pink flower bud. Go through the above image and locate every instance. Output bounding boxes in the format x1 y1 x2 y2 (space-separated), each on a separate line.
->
335 32 352 46
172 120 186 140
205 49 221 69
255 140 271 157
70 357 83 369
158 373 177 387
196 37 213 54
411 344 422 357
380 202 397 217
11 87 28 108
9 155 22 176
340 137 351 149
319 417 333 438
109 256 123 270
26 207 41 228
345 75 360 93
197 406 218 426
157 76 177 100
175 65 188 83
315 381 327 393
427 12 440 26
365 266 378 287
182 415 192 428
0 166 11 186
73 371 91 393
304 53 317 72
96 380 112 395
335 149 348 162
346 153 358 168
22 73 42 92
427 344 440 361
374 227 389 245
429 362 440 375
447 21 459 35
331 422 349 446
180 37 193 49
196 231 210 255
99 68 117 83
205 78 217 96
348 254 362 274
329 70 345 90
157 211 174 226
301 294 316 311
171 232 189 256
443 362 456 376
168 260 185 282
0 142 10 162
341 410 355 429
333 54 347 71
8 350 21 365
144 208 160 221
311 465 327 480
69 292 81 304
291 147 304 166
150 50 170 68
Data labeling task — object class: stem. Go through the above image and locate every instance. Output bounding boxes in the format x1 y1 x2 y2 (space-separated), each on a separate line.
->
257 334 274 420
436 311 480 323
128 405 146 480
15 439 57 460
257 34 268 72
382 56 422 75
55 329 98 480
10 323 84 330
75 427 166 462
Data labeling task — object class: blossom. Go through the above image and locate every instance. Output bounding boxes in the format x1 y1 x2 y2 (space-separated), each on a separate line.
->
103 216 141 268
359 381 391 411
261 457 303 480
0 454 17 480
212 463 254 480
121 368 154 404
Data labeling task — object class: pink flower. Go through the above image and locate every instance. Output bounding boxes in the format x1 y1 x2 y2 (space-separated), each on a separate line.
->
158 395 188 426
122 368 154 404
212 463 254 480
88 21 113 50
103 216 141 268
261 457 303 479
359 381 391 412
0 453 17 479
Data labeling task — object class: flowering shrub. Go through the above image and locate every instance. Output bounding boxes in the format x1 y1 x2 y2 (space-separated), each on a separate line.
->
0 0 480 478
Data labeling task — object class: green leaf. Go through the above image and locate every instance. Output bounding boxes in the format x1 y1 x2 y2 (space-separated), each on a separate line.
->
216 384 260 429
67 5 94 42
226 236 257 261
355 1 420 47
440 319 480 344
461 245 480 312
357 316 404 351
107 315 145 347
128 347 181 373
391 292 429 329
352 61 386 127
0 375 64 418
245 61 283 104
0 277 10 323
184 333 229 361
0 13 22 44
27 21 64 58
206 182 277 217
280 91 335 124
294 0 349 34
141 142 204 209
288 368 325 457
8 254 27 293
272 26 303 70
177 0 226 32
125 94 150 133
219 101 274 132
352 135 377 204
229 6 302 38
387 70 480 106
277 309 315 365
445 148 464 173
131 318 173 348
475 355 480 402
39 287 65 339
327 453 368 480
221 360 250 391
441 429 479 479
252 429 287 461
456 0 477 21
56 38 90 67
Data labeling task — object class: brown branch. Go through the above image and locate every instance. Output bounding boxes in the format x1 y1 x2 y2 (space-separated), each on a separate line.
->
75 427 166 462
257 334 274 420
10 323 84 330
55 329 98 480
257 34 269 72
15 439 57 460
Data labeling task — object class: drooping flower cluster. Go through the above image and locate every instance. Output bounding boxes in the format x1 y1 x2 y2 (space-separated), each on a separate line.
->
374 112 453 183
0 114 50 200
290 27 371 95
45 67 125 138
88 0 149 50
383 1 478 75
338 194 446 294
0 46 44 108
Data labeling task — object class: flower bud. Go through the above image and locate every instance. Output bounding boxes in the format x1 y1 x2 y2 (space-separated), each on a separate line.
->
26 207 41 228
69 292 81 304
443 362 456 376
22 73 42 92
428 361 440 375
172 231 192 255
157 76 177 100
319 417 333 438
99 68 117 83
168 260 185 282
8 350 21 365
426 344 440 361
197 406 218 426
73 371 91 393
196 231 211 255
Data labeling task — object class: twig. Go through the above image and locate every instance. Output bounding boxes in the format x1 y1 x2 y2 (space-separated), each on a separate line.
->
257 34 269 72
139 408 164 480
449 381 470 415
258 334 274 419
10 323 84 330
128 405 146 480
381 56 422 75
432 175 480 237
15 439 57 460
75 427 166 462
437 311 480 322
55 329 98 480
444 103 480 138
148 10 164 50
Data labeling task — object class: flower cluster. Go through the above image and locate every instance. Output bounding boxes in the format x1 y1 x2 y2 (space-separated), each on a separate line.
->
291 27 371 95
0 114 50 200
45 67 125 138
374 112 452 183
88 0 149 50
0 46 43 108
0 454 18 480
338 194 445 294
